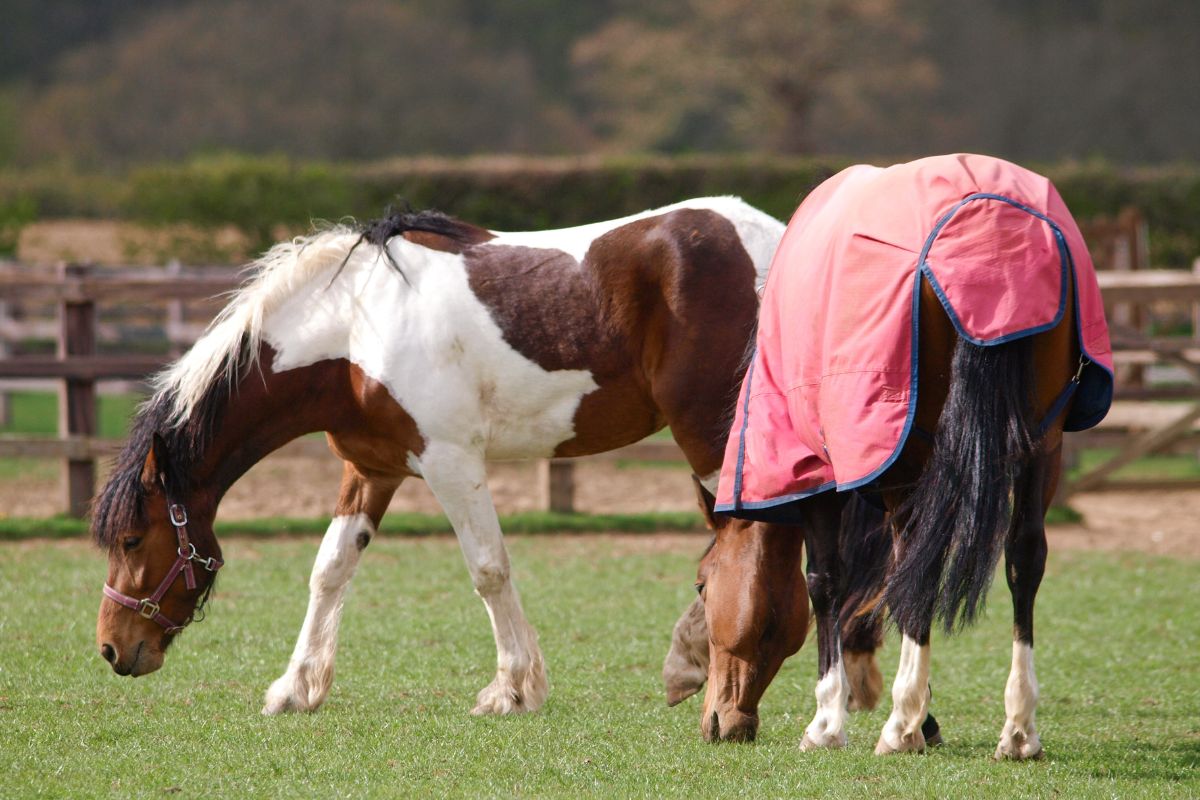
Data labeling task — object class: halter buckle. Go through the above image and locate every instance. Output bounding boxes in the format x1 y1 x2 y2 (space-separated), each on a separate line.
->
179 542 219 571
137 599 161 619
168 503 188 527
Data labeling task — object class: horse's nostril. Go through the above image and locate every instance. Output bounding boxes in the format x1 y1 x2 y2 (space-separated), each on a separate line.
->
100 643 117 664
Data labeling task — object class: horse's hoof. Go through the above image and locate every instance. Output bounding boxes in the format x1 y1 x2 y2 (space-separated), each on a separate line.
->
874 730 926 755
800 730 847 751
921 712 943 747
994 728 1043 761
471 663 548 715
665 679 704 707
261 670 325 715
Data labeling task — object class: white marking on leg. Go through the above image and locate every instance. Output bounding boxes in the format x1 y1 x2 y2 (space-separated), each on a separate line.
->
263 513 374 715
876 635 931 754
419 444 547 715
995 641 1042 760
801 655 850 750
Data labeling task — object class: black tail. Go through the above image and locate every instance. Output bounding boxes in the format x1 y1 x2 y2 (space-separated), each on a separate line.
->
887 336 1038 636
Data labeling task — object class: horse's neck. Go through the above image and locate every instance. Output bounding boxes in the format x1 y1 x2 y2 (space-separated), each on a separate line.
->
193 349 345 503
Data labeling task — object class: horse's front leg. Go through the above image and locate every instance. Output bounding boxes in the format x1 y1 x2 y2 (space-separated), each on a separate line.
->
263 464 398 714
418 443 547 715
995 447 1057 760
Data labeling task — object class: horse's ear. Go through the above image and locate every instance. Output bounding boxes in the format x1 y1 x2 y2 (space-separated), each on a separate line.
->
140 433 170 490
691 475 725 531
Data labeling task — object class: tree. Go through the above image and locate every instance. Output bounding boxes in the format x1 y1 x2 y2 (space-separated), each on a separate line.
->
571 0 938 154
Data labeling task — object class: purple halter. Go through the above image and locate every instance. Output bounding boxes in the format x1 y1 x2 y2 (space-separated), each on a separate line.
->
102 501 223 635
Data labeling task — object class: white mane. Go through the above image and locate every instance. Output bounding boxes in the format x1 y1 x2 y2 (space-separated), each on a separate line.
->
151 226 367 425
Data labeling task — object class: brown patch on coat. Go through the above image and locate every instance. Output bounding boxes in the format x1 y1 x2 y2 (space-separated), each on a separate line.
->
401 225 494 254
464 208 759 473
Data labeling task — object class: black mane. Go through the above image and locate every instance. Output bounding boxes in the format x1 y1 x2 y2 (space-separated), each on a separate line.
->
359 207 490 249
91 336 251 548
330 206 491 287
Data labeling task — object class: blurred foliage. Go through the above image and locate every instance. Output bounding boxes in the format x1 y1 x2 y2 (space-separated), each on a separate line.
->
3 155 1199 266
0 0 1197 165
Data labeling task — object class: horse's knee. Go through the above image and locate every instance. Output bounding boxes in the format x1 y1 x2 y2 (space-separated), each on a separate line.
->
472 560 510 595
807 571 838 614
310 552 357 592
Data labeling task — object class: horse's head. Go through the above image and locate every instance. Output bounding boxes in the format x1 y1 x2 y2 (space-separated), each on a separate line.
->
95 433 222 677
693 481 809 742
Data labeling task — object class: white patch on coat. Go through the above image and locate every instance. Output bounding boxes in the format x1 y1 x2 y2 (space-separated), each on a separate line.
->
491 196 783 288
261 236 598 460
876 635 931 753
801 656 850 749
996 641 1042 759
263 513 374 714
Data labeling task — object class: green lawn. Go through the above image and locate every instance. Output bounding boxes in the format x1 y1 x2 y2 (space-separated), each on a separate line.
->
0 390 143 439
1 535 1196 798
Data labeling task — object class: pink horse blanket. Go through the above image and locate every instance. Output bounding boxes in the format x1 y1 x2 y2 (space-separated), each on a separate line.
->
715 154 1113 519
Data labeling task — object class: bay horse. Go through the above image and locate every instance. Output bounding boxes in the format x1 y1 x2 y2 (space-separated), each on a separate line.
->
92 197 786 717
697 155 1113 758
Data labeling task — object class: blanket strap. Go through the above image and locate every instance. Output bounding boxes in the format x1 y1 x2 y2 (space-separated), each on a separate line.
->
1036 355 1090 437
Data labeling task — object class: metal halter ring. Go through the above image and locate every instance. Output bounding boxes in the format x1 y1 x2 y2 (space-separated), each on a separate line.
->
137 599 161 619
168 503 188 527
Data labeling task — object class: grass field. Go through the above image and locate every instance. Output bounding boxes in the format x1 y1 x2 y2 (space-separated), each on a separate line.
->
1 534 1196 798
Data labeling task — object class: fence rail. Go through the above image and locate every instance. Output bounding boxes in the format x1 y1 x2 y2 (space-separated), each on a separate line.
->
2 210 1199 516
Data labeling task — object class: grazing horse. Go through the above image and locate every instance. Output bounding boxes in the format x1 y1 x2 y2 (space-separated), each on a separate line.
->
92 198 786 717
697 155 1113 758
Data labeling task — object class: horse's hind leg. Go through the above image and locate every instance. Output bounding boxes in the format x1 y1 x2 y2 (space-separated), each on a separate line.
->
800 492 852 750
842 613 884 712
995 444 1058 760
418 443 547 715
664 594 709 706
663 478 722 706
263 463 398 715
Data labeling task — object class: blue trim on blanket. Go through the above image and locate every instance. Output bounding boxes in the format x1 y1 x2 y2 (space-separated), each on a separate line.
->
730 354 756 511
718 191 1114 524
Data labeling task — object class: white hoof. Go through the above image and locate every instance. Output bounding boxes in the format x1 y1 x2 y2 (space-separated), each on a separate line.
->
994 724 1043 761
470 659 548 716
875 724 925 755
799 728 847 751
261 662 330 715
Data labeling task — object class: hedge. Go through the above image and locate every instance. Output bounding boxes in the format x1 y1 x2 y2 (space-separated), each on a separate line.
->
3 154 1199 266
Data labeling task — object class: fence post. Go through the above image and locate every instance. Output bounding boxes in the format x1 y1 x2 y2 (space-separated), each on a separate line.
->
58 262 97 518
165 259 185 358
538 459 576 513
0 299 10 427
1112 208 1145 389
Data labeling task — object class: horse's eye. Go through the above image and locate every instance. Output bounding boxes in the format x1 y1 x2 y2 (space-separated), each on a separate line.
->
695 582 705 596
122 536 142 551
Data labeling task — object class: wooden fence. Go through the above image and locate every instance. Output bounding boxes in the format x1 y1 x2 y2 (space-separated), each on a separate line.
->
2 210 1199 516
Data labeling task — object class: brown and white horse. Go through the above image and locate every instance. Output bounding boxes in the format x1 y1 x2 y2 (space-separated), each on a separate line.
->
92 199 784 716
